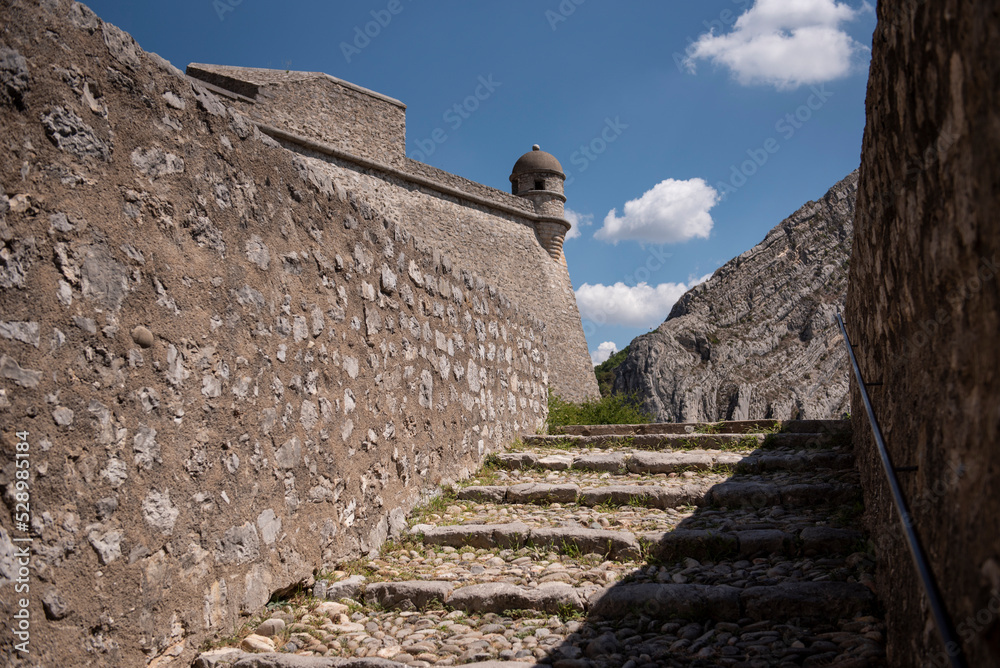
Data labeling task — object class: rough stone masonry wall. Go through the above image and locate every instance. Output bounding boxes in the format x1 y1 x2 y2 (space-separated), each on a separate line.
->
845 1 999 665
185 64 598 403
287 148 597 403
186 63 409 168
0 2 548 666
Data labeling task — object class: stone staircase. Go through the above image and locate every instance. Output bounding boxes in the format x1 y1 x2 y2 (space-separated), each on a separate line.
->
196 420 886 668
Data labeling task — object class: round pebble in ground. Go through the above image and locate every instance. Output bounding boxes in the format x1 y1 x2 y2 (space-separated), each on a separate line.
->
131 325 154 348
255 618 285 636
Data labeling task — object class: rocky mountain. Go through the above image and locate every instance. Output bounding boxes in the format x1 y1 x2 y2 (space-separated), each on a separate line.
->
613 170 858 422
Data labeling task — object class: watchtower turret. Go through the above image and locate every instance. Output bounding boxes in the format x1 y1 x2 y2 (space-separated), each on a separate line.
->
510 145 571 262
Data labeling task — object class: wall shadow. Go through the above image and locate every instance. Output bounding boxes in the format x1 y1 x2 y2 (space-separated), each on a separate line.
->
513 424 884 668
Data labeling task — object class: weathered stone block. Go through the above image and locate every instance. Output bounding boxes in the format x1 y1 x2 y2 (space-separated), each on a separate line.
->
364 581 453 610
506 483 579 504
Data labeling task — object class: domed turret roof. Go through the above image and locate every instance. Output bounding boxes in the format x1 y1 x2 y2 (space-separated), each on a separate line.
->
511 145 563 177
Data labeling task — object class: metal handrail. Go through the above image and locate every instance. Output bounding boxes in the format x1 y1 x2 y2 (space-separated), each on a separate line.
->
836 313 968 668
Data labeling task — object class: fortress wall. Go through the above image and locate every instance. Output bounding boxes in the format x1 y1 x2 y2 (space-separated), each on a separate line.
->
187 64 408 168
290 148 598 402
0 2 548 665
400 158 535 215
183 65 598 403
846 0 1000 664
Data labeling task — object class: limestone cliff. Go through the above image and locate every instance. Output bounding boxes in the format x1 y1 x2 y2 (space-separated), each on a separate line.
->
614 171 858 422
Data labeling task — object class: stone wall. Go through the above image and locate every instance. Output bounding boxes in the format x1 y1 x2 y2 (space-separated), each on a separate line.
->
401 158 534 216
285 147 595 403
187 63 408 168
185 65 597 404
0 1 551 665
845 1 1000 665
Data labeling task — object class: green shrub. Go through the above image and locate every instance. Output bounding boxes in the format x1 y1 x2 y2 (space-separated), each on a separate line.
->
593 345 630 397
547 389 652 431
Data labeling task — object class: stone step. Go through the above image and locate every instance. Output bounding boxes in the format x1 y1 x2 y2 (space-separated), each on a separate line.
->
199 588 883 668
471 463 861 494
640 526 863 562
197 651 528 668
550 419 851 437
522 431 845 451
455 480 862 510
408 522 862 563
588 581 875 622
354 578 874 623
195 651 419 667
348 528 874 597
457 482 707 508
709 480 862 508
670 506 863 538
201 597 885 667
414 496 863 548
497 448 855 473
411 522 642 561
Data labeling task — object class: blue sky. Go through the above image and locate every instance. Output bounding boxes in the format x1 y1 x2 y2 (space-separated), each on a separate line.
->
82 0 877 364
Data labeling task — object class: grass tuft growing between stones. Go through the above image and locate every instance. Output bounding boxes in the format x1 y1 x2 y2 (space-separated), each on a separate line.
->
556 604 586 622
323 558 377 580
457 453 507 487
628 493 653 508
199 585 313 653
406 486 459 525
694 421 724 434
559 539 582 559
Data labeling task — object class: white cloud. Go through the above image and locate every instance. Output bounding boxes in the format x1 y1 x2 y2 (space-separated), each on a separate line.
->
590 341 619 365
595 178 718 245
564 208 593 241
575 273 714 329
683 0 872 90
